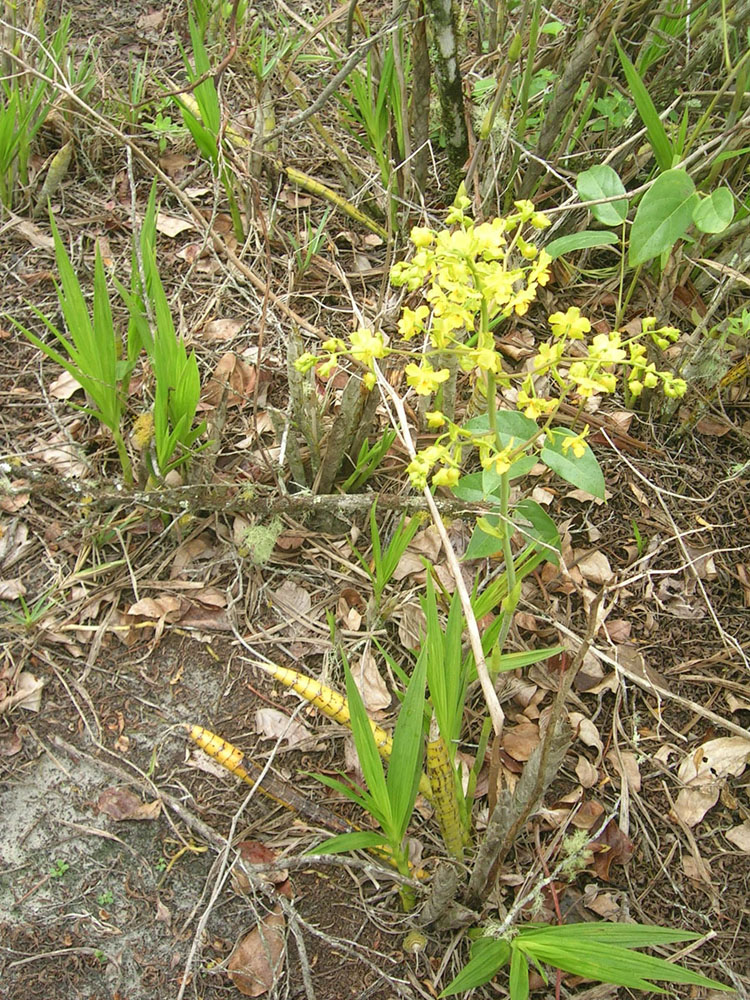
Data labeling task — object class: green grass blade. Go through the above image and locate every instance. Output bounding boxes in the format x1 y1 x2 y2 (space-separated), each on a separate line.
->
344 663 392 828
387 650 427 840
305 831 389 856
614 36 673 172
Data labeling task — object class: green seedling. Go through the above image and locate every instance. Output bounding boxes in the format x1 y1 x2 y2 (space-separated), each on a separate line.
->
97 890 114 906
287 207 332 282
353 500 421 607
9 213 136 483
339 428 397 493
50 859 69 879
175 15 244 240
115 183 207 479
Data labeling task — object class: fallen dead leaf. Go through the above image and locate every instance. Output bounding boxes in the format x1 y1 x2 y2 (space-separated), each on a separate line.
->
672 737 750 827
606 749 641 792
254 708 320 751
227 905 286 996
234 841 291 894
156 212 193 237
589 819 633 880
0 578 27 600
575 754 599 789
726 821 750 853
501 722 540 762
200 317 246 342
568 711 604 758
602 618 631 643
0 729 23 755
203 352 256 408
396 602 425 650
49 370 82 400
577 550 613 584
126 595 183 622
97 787 161 822
8 214 54 249
352 649 391 713
270 580 312 620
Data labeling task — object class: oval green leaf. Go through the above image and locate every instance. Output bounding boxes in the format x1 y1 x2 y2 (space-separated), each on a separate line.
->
692 187 734 234
540 428 605 498
629 168 697 266
544 230 618 260
576 165 629 226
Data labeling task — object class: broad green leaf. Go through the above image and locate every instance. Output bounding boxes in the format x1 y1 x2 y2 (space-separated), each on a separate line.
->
305 831 389 856
614 36 673 172
519 923 700 947
629 168 698 266
513 498 561 563
576 165 629 226
464 515 507 560
540 428 605 498
544 230 619 259
388 648 427 840
509 945 530 1000
464 411 539 446
692 187 734 234
518 935 731 992
439 938 511 996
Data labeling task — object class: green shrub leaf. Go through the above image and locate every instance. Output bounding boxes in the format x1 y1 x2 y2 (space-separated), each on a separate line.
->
540 428 605 498
576 165 629 225
692 187 735 234
629 169 698 265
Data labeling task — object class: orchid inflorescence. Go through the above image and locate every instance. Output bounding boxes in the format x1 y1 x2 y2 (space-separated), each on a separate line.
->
296 185 687 491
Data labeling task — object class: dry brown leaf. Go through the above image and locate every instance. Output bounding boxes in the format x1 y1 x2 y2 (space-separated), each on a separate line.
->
200 317 246 342
577 550 613 584
602 618 631 643
571 798 605 830
254 707 320 751
270 580 312 620
589 819 633 880
49 370 82 400
0 672 43 714
684 544 718 581
501 722 540 762
156 212 193 238
352 650 391 713
0 579 27 600
203 352 256 408
8 215 54 249
396 602 425 650
407 524 442 561
97 787 161 822
726 820 750 853
568 711 603 757
575 755 599 789
234 841 291 894
695 416 731 437
0 729 23 755
227 905 285 996
606 750 641 792
682 854 712 884
672 737 750 827
126 595 183 621
392 550 426 581
170 536 213 578
41 438 87 477
585 892 622 920
531 486 554 505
